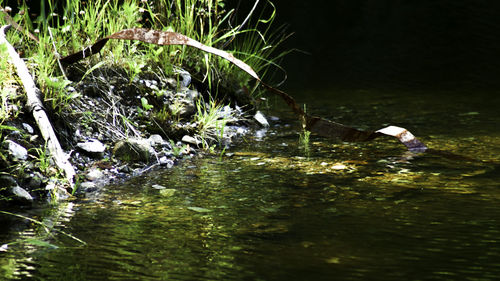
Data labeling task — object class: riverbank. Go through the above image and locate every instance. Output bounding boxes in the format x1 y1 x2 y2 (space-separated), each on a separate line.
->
0 0 285 206
1 58 269 205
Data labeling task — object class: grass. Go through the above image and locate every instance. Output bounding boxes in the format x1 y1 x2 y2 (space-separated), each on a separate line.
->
299 104 311 155
0 0 289 171
193 97 232 149
1 0 288 114
0 42 19 123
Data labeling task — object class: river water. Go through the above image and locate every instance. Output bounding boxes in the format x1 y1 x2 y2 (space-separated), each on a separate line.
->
1 88 500 280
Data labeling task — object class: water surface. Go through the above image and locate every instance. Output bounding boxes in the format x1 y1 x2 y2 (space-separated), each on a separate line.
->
1 89 500 280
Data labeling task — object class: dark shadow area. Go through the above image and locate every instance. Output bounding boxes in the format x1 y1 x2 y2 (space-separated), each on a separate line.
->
263 0 500 91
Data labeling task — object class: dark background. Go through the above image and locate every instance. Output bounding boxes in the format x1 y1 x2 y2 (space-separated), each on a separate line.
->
6 1 500 91
241 0 500 91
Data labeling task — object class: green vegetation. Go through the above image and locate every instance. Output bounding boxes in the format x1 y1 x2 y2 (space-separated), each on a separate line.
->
0 0 288 203
0 43 19 124
299 104 311 154
0 0 287 116
0 0 287 134
194 97 232 149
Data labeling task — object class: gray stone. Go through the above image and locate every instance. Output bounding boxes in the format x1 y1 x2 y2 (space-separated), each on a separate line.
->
5 140 28 160
119 165 132 173
181 135 201 146
0 176 33 204
173 67 192 87
113 138 153 162
254 128 268 140
159 156 174 168
0 175 17 187
86 168 104 181
22 123 34 134
46 184 70 202
76 139 106 154
24 173 43 189
80 181 97 192
187 206 212 213
12 186 33 202
148 134 164 146
152 184 166 190
254 111 270 127
171 88 200 117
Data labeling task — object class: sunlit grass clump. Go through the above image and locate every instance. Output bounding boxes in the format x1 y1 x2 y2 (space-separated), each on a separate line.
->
0 0 288 109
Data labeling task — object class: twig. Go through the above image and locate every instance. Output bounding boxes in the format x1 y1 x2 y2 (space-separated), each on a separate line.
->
222 0 260 49
0 7 39 43
0 25 76 189
48 27 67 79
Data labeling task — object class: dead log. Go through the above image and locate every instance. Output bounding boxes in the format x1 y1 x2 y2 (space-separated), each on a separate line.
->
0 25 76 189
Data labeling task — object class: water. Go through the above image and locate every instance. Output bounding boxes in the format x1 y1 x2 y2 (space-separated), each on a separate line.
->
1 89 500 280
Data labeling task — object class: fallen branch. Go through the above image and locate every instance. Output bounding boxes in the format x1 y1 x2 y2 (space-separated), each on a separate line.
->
0 7 39 43
60 27 428 152
1 25 76 188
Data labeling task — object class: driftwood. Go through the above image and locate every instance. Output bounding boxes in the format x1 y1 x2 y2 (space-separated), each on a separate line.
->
60 27 428 152
0 25 76 188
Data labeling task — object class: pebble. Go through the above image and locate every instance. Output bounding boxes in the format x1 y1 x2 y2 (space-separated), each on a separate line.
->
182 135 201 146
113 138 153 162
11 186 33 202
22 123 34 134
152 184 166 190
80 181 97 192
77 139 106 154
159 157 174 168
187 206 212 213
148 134 164 146
5 140 28 161
86 168 104 181
254 111 270 127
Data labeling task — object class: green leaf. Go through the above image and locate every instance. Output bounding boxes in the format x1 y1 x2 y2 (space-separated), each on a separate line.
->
24 238 59 249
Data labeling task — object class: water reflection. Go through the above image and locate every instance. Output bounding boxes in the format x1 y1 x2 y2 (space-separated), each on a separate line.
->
2 89 500 280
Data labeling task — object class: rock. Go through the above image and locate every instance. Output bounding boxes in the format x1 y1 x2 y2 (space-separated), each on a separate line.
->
4 140 28 161
173 67 192 87
119 165 132 173
171 88 200 117
80 181 97 192
148 134 164 146
254 111 270 127
187 206 212 213
86 168 104 181
46 184 70 202
0 175 33 204
113 138 153 163
0 174 17 187
159 157 174 168
11 186 33 202
24 173 43 189
182 135 201 146
22 123 34 134
76 139 106 155
152 184 166 190
254 128 268 140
